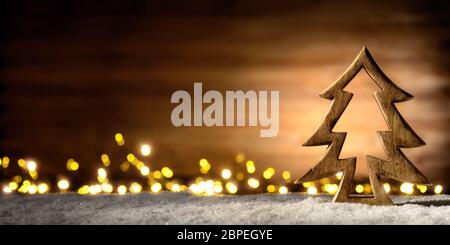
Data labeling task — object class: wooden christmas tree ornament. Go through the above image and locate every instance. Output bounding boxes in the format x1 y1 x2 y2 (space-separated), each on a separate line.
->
296 46 428 205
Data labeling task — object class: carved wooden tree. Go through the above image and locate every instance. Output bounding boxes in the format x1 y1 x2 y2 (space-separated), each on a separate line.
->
296 46 428 205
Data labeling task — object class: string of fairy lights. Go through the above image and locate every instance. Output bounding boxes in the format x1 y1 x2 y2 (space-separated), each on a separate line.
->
0 132 445 196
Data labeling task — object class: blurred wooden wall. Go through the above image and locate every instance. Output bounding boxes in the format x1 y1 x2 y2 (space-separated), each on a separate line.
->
1 0 449 184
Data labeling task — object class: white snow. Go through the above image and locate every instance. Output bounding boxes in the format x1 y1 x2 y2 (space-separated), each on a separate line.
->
0 193 449 224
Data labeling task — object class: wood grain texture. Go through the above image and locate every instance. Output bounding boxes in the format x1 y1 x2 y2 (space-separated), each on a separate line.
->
296 46 428 205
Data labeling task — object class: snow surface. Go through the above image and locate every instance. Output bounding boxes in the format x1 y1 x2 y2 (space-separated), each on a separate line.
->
1 193 449 225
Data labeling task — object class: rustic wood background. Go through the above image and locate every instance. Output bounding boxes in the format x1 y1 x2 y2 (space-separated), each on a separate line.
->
1 0 449 185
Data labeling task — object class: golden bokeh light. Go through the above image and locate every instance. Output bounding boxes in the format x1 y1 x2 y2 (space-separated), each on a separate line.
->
247 178 260 189
199 158 211 174
57 179 70 191
9 181 18 191
1 156 10 168
28 184 38 194
120 161 130 172
126 153 136 163
324 183 339 194
279 186 288 194
26 160 37 172
434 185 443 194
151 182 162 193
235 153 245 164
221 169 232 180
101 154 110 167
129 182 142 193
115 133 125 146
3 186 12 193
117 185 127 195
400 183 414 194
225 182 238 194
307 186 318 195
101 183 113 193
17 159 26 168
263 168 275 180
355 184 364 194
140 144 152 157
335 172 343 180
38 183 49 194
282 171 291 181
236 172 245 181
417 184 427 194
171 183 181 192
78 185 90 195
140 166 150 176
161 167 173 178
66 158 79 171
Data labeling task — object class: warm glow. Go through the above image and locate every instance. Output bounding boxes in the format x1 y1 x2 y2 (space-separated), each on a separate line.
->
246 160 256 173
161 167 174 178
213 183 223 193
117 185 127 195
279 186 288 194
355 184 364 193
101 183 113 193
140 166 150 176
335 172 343 180
324 183 339 194
307 186 318 195
18 159 26 168
153 170 162 179
246 165 256 174
66 158 79 171
417 184 427 194
129 182 142 193
171 183 181 192
89 185 101 195
302 182 313 188
97 168 107 180
13 175 22 183
29 170 38 180
400 183 414 194
27 160 37 172
78 185 90 195
263 168 275 180
3 186 12 193
28 184 38 194
101 154 110 167
140 144 152 156
38 183 49 194
247 178 260 189
282 171 291 181
127 153 136 163
225 182 238 194
9 182 18 191
57 179 70 190
221 169 232 179
115 133 125 145
199 159 211 174
267 185 276 193
434 185 443 194
235 153 245 163
199 159 209 167
236 172 245 181
383 183 391 193
1 156 10 168
151 183 162 193
120 161 130 172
